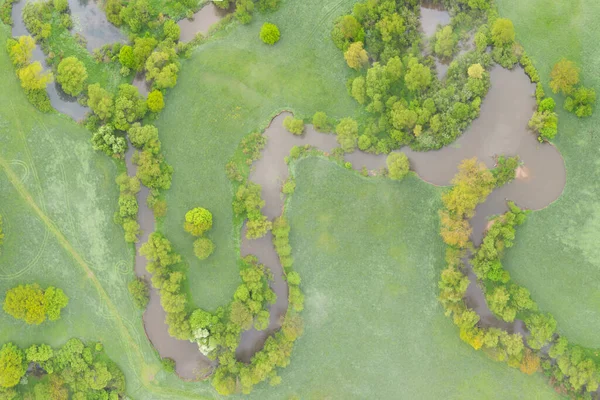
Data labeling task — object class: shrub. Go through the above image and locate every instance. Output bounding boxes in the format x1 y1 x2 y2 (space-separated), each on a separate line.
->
260 23 280 45
161 357 176 373
283 116 304 135
184 207 213 236
147 90 165 112
282 178 295 194
128 278 149 309
386 152 409 180
56 57 88 96
194 238 215 260
433 26 457 59
335 117 358 152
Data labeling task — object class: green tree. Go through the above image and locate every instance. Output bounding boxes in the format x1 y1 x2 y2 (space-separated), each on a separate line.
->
91 125 127 156
56 57 87 96
184 208 213 236
564 86 596 117
128 278 149 309
332 15 362 49
335 117 358 152
113 84 147 131
283 116 304 135
147 90 165 113
132 37 158 71
468 63 484 79
0 344 25 388
434 26 456 58
386 152 410 180
3 284 46 325
194 237 215 260
344 41 368 70
53 0 68 12
491 18 515 47
87 84 114 120
312 111 330 132
404 58 431 92
118 45 135 69
526 313 556 350
145 45 179 90
549 58 579 94
18 62 53 91
43 287 68 321
260 22 280 45
162 19 180 42
351 76 366 104
8 36 35 67
128 123 160 153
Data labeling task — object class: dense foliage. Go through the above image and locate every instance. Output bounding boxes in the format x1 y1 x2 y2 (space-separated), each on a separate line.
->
56 56 87 96
128 277 149 309
3 284 68 325
282 116 304 135
0 339 126 397
260 23 280 45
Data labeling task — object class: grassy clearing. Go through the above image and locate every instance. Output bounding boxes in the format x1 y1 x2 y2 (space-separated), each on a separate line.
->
0 26 217 400
244 158 561 399
496 0 600 349
154 0 362 311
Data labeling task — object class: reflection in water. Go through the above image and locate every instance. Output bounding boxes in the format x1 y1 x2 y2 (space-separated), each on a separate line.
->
67 0 126 52
178 3 229 42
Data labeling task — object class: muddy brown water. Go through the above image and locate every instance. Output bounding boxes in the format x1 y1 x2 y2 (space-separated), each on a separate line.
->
420 4 450 39
178 2 229 42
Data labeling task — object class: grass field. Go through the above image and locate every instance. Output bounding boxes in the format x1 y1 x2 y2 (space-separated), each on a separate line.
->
154 0 362 311
243 159 562 399
0 25 219 400
496 0 600 349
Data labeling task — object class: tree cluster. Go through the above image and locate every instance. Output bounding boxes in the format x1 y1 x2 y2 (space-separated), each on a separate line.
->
184 207 215 260
233 183 272 239
0 339 126 398
3 284 68 325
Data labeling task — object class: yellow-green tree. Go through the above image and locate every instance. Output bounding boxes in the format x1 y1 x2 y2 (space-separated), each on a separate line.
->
18 62 53 91
0 343 26 388
344 41 368 70
8 36 35 67
184 207 213 236
550 58 580 94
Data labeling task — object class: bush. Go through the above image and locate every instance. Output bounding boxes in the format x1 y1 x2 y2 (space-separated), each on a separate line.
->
56 56 87 96
260 23 280 45
283 116 304 135
193 237 215 260
184 207 213 236
128 278 149 309
161 357 176 373
386 152 409 180
335 117 358 152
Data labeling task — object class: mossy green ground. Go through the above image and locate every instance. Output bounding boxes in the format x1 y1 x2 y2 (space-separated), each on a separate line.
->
246 159 561 399
155 0 362 311
497 0 600 350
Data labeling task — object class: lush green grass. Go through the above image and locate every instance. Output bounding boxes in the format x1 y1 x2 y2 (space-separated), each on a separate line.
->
155 0 362 311
496 0 600 349
0 25 218 400
244 158 562 399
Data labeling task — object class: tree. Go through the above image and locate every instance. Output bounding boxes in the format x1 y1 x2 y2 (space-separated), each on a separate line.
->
332 15 362 49
468 63 484 79
56 57 87 96
283 116 304 135
3 284 46 325
351 76 366 104
132 37 158 72
404 58 431 92
0 343 25 388
386 152 409 180
162 19 180 42
18 62 53 91
335 117 358 152
87 84 113 120
526 313 556 350
53 0 68 12
344 41 368 70
119 45 135 69
145 45 179 90
43 287 68 321
564 86 596 117
8 36 35 67
491 18 515 47
128 278 149 309
147 90 164 113
312 111 330 132
194 238 215 260
184 208 213 236
113 84 147 131
128 123 160 153
549 59 579 94
519 348 540 375
91 125 127 156
434 26 456 59
260 23 280 45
